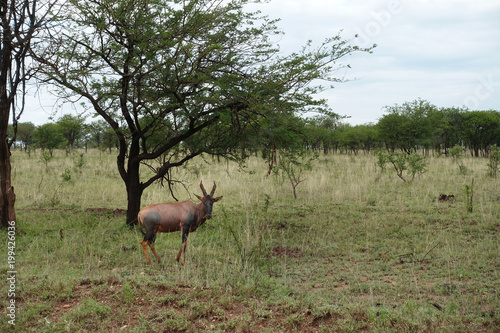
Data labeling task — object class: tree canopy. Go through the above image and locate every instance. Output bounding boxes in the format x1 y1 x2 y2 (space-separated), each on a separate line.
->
377 99 437 154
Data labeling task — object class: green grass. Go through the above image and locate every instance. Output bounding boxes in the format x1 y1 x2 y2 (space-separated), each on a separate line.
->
1 149 499 332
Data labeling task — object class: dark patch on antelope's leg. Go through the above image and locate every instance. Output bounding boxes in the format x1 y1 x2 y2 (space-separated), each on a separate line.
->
176 211 194 264
149 226 161 263
141 212 161 264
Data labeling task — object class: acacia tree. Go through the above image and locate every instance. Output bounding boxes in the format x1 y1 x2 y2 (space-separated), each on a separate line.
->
378 99 437 154
16 121 36 151
36 0 372 225
57 114 85 153
459 110 500 157
0 0 56 226
33 122 64 155
305 111 344 154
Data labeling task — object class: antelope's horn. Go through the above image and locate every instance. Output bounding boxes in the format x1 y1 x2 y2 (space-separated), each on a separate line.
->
210 181 217 196
200 181 208 196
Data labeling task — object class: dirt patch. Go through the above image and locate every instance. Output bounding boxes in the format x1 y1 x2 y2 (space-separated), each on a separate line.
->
270 246 302 258
85 207 127 216
20 207 127 216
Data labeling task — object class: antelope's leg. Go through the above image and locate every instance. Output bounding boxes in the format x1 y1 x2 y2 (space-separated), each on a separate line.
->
141 240 152 265
176 226 190 264
148 232 161 263
176 241 187 265
181 241 187 265
141 213 161 265
149 242 161 263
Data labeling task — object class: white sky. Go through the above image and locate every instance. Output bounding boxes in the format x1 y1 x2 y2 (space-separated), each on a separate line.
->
22 0 500 126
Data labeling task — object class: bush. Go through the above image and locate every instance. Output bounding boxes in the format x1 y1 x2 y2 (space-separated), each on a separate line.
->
487 145 500 178
378 151 428 182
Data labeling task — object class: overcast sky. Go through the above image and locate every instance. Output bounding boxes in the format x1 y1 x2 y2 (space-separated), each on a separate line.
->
23 0 500 126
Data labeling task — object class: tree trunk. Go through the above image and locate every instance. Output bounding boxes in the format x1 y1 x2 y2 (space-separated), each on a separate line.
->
123 138 143 227
0 23 16 227
0 114 16 227
125 177 142 227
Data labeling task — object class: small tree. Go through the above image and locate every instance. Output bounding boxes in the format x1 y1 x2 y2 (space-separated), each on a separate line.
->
449 145 467 175
273 149 317 199
460 111 500 157
16 122 36 152
57 114 85 154
378 99 437 154
39 150 53 172
487 145 500 178
378 151 428 182
33 123 65 156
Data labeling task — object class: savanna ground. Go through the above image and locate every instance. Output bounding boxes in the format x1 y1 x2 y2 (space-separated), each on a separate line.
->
1 149 499 332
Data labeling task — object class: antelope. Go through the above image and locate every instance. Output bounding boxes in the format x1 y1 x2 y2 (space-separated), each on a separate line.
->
138 181 222 265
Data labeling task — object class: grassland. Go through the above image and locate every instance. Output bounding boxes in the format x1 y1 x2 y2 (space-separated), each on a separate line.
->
1 149 499 332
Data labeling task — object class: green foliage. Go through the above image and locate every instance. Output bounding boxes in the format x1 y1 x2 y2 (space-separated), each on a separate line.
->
449 145 468 175
376 150 389 172
16 122 36 150
39 149 53 171
33 123 65 154
460 111 500 157
406 153 428 180
61 168 73 183
305 111 344 153
378 151 428 182
122 283 136 304
64 298 111 322
57 114 85 151
464 178 474 213
487 145 500 177
273 149 318 198
74 153 86 173
378 99 437 154
448 145 463 160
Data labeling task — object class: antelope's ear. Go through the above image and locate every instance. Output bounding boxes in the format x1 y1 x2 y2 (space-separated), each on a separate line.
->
213 196 223 202
195 193 203 201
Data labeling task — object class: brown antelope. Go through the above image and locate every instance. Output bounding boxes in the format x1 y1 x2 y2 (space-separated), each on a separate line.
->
138 181 222 265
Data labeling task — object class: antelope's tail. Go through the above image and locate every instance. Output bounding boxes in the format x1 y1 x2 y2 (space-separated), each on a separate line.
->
137 214 146 236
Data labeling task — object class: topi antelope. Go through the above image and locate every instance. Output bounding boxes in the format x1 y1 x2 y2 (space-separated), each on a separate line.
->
138 181 222 265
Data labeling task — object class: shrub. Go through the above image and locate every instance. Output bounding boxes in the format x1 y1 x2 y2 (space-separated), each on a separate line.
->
378 151 428 182
487 145 500 178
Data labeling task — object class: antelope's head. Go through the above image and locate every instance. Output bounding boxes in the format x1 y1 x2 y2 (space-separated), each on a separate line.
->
195 181 223 219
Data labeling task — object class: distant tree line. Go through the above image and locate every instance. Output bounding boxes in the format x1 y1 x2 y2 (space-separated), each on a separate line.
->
304 99 500 157
13 99 500 159
11 115 119 155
